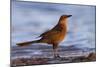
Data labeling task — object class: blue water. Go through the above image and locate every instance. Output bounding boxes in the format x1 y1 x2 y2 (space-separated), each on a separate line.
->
11 0 96 49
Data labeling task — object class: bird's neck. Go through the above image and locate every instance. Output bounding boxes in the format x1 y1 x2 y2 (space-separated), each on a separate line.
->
52 18 67 32
58 18 68 26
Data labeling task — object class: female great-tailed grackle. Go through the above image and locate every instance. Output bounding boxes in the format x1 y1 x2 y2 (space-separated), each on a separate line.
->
17 15 72 58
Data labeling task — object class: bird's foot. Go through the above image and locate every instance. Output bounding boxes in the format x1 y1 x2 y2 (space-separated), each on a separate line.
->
54 55 61 59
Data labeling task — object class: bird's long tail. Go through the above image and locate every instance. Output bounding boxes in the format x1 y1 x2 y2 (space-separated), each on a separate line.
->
16 40 40 46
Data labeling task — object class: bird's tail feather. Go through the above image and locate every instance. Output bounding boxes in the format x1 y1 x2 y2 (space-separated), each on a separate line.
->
16 40 40 46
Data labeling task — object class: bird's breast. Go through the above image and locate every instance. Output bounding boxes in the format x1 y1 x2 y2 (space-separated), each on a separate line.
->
58 26 67 42
52 24 67 43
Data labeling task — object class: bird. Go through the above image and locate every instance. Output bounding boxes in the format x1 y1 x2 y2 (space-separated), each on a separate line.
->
16 15 72 58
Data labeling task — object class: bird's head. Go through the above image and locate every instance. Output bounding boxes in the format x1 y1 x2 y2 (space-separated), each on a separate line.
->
59 15 72 22
58 14 72 24
61 15 72 19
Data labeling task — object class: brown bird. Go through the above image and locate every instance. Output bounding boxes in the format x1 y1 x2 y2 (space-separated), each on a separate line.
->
16 15 72 58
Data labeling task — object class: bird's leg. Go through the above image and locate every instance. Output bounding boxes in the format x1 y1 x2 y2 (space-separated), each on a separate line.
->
53 43 60 58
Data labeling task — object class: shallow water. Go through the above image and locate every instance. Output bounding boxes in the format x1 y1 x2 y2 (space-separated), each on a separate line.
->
11 44 95 59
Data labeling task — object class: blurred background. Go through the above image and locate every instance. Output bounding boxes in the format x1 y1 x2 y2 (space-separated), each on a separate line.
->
11 0 96 58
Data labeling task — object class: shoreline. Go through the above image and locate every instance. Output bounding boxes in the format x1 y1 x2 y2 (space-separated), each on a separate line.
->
11 52 96 67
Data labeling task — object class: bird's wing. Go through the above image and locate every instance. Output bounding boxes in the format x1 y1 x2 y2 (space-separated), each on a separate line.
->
38 24 62 37
38 29 60 38
38 30 50 37
42 30 61 38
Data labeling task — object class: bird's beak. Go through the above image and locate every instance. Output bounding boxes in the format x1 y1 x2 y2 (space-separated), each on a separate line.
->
67 15 72 18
